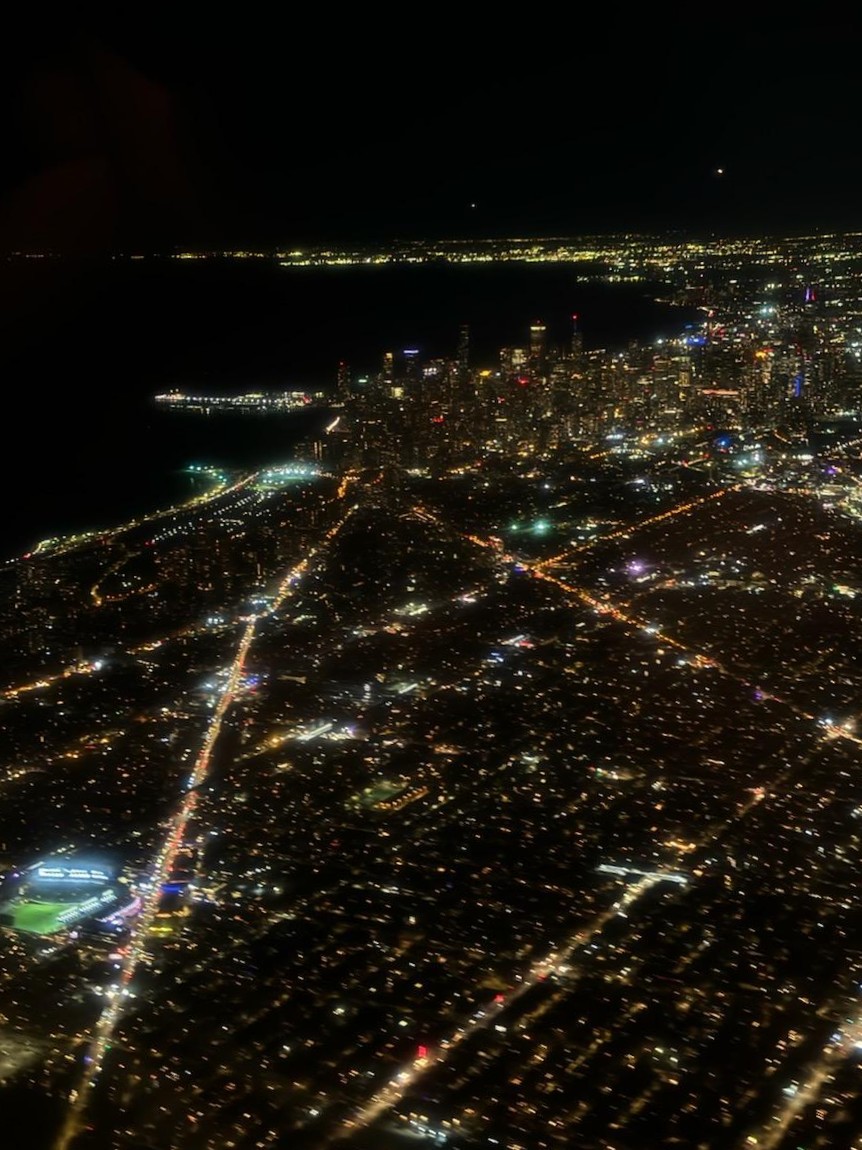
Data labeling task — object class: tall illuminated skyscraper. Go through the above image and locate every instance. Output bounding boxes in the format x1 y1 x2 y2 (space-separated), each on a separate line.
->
529 321 547 379
378 350 396 399
402 348 421 387
336 360 351 403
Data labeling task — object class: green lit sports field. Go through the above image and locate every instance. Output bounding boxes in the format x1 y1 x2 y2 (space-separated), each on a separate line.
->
7 900 73 935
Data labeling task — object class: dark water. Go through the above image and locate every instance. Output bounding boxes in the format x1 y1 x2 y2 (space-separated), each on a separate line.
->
1 258 695 558
8 408 333 558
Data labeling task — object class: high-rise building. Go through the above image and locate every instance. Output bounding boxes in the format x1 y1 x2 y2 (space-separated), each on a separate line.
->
457 324 470 379
529 321 547 379
500 346 528 377
402 348 421 388
336 361 351 403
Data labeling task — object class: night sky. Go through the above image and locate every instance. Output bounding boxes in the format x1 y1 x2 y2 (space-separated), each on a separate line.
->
0 14 859 251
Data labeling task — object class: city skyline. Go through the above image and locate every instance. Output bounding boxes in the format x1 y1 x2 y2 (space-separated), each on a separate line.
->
7 13 862 1144
5 230 862 1145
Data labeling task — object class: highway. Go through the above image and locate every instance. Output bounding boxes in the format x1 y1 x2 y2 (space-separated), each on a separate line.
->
53 615 257 1150
53 498 359 1150
47 474 862 1148
329 779 771 1144
414 502 862 755
331 876 665 1143
535 484 744 569
390 499 862 1149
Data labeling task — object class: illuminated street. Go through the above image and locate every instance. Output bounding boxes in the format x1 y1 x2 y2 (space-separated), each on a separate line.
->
6 229 862 1150
53 503 359 1149
331 875 665 1143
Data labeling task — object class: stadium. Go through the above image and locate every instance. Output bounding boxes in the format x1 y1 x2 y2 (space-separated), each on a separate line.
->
0 857 124 938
